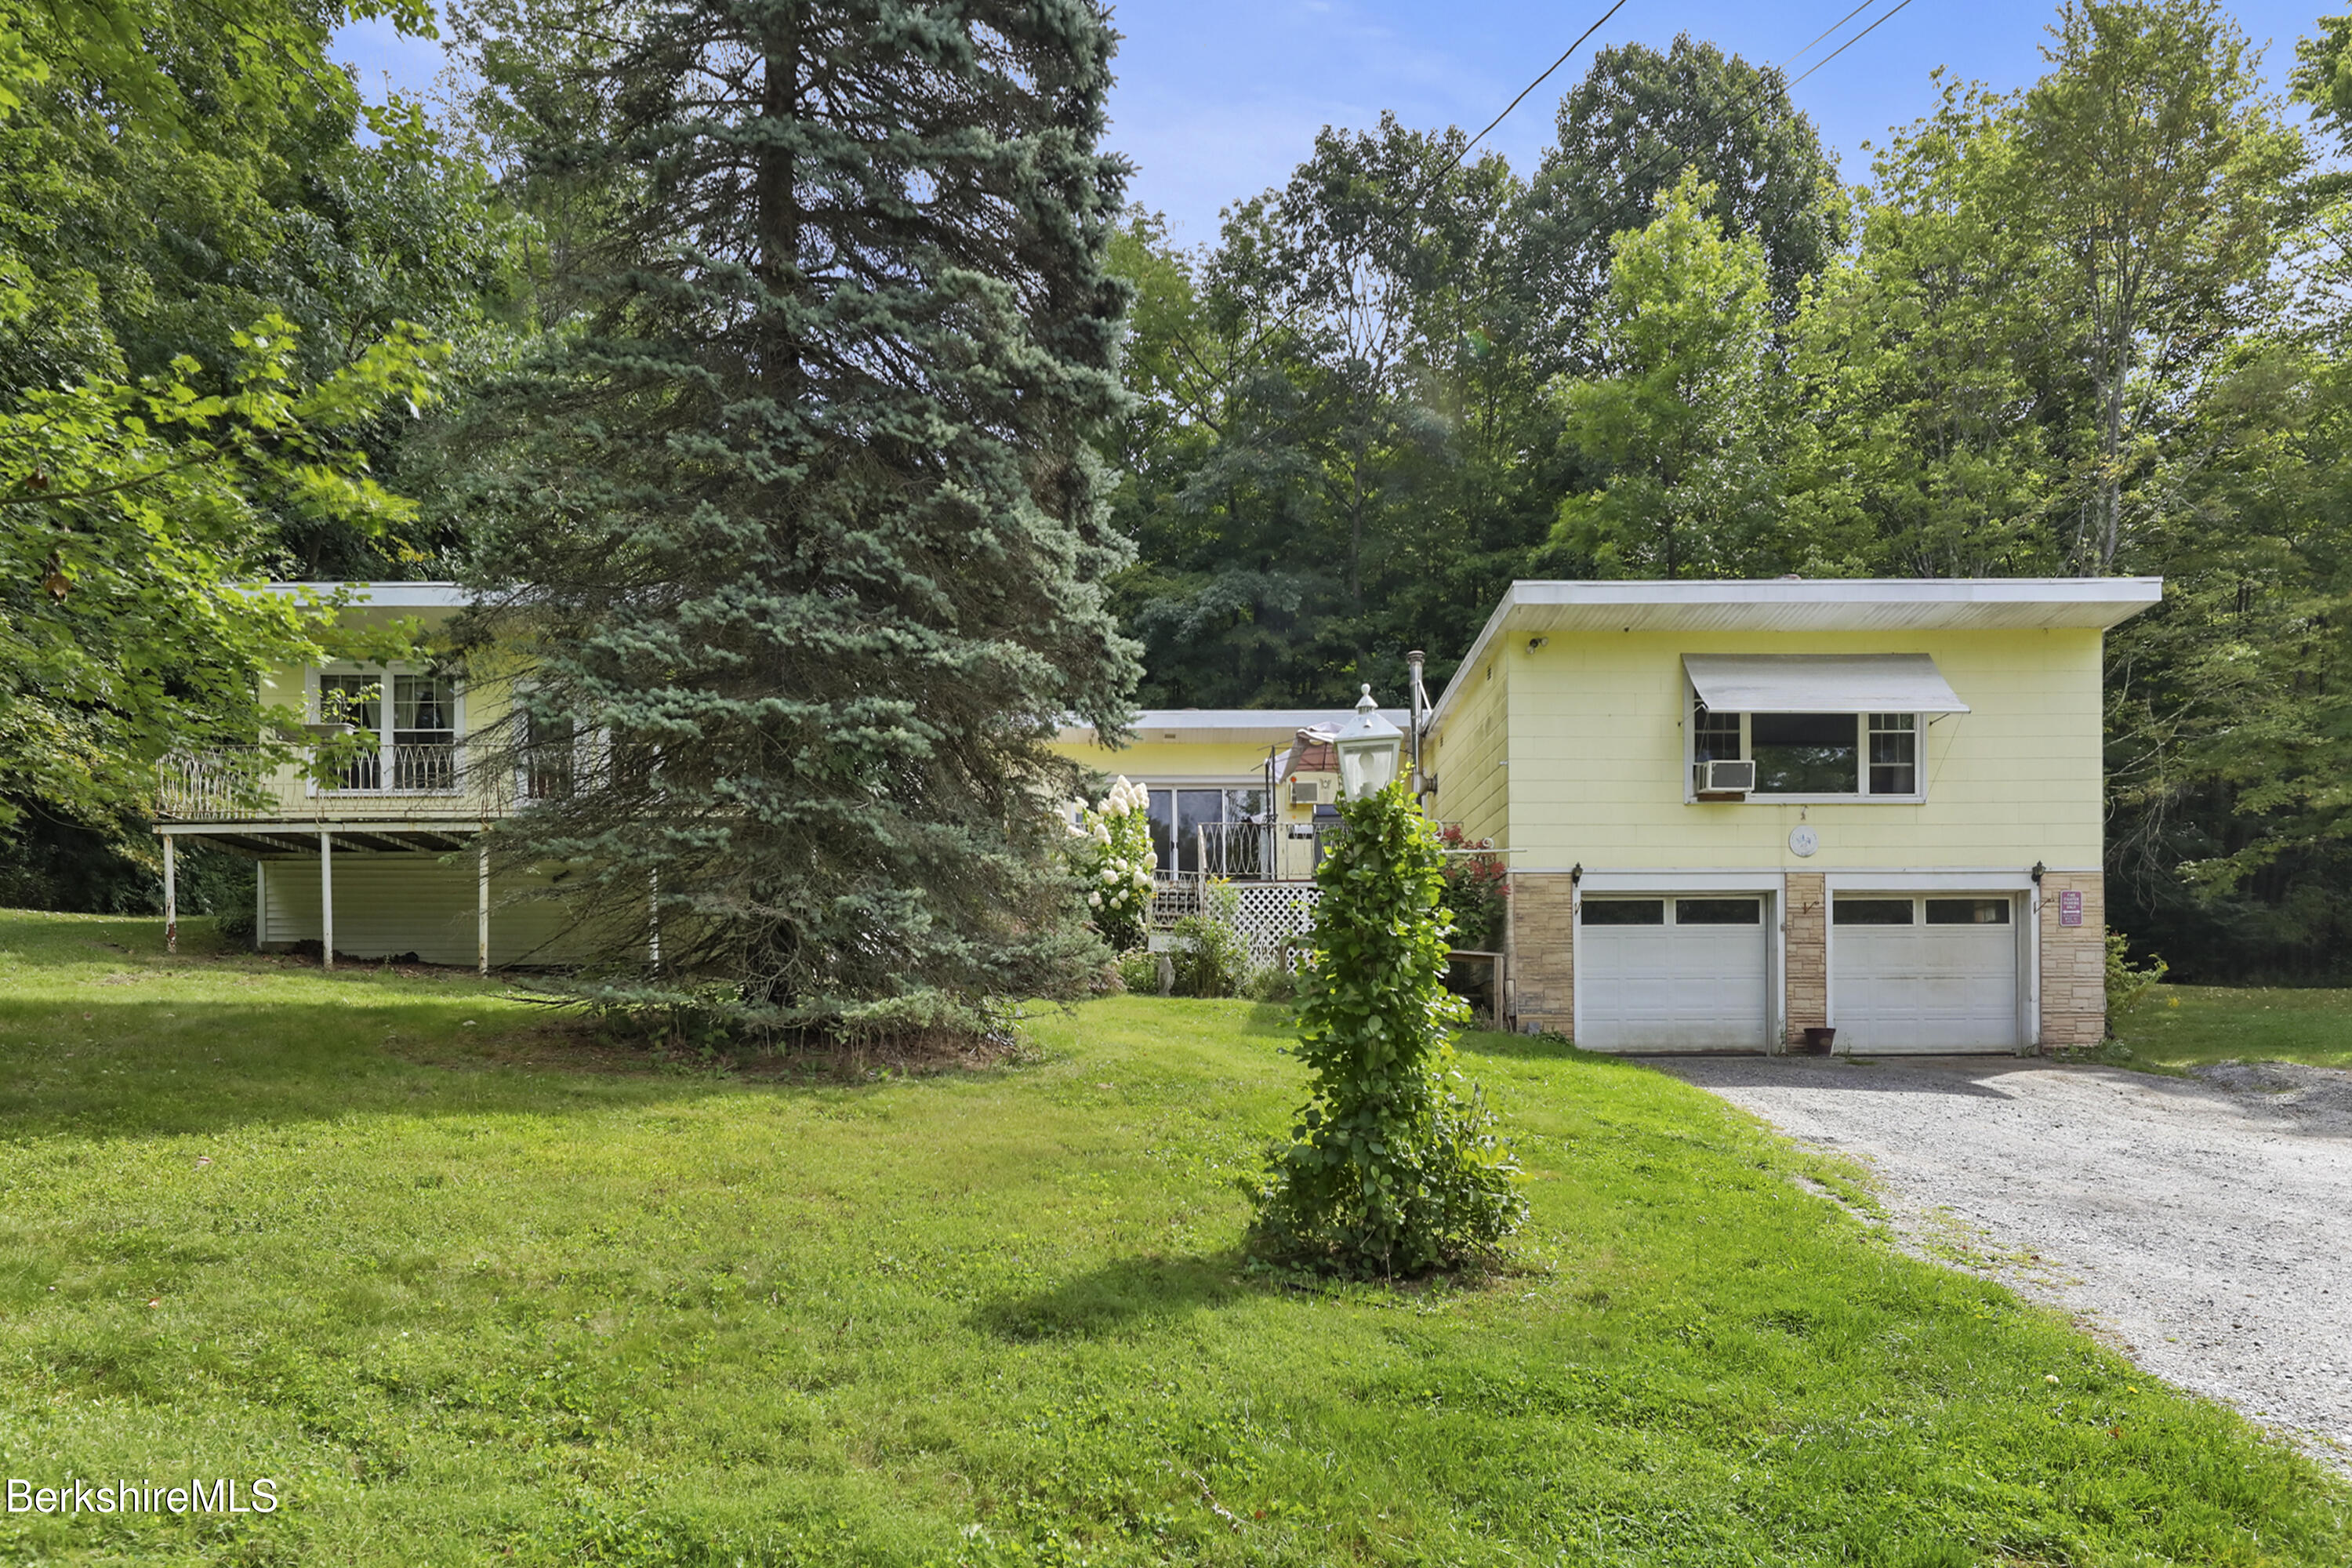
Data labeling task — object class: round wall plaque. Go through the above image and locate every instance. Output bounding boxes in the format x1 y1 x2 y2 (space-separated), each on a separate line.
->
1788 824 1820 858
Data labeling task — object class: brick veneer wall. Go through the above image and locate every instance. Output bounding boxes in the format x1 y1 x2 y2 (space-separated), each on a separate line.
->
1510 873 1576 1036
2039 870 2107 1048
1784 872 1826 1049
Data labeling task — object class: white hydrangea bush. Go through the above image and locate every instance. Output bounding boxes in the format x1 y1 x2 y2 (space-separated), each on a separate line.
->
1065 775 1157 953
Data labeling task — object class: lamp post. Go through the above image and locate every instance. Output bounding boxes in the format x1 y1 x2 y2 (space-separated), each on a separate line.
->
1332 684 1405 801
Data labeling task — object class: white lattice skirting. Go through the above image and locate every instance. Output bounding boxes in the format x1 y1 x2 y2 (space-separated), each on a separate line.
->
1230 882 1320 959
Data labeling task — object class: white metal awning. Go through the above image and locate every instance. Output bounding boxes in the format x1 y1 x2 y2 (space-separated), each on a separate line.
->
1682 653 1970 714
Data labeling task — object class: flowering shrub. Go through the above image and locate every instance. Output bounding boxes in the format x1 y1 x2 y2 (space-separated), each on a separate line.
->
1436 824 1509 951
1066 775 1156 953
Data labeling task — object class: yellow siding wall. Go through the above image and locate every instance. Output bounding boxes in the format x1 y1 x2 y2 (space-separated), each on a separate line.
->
1049 738 1276 786
1427 652 1511 847
1490 628 2105 871
259 607 527 737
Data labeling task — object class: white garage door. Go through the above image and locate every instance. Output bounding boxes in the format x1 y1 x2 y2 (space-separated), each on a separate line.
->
1831 895 2020 1054
1578 896 1771 1052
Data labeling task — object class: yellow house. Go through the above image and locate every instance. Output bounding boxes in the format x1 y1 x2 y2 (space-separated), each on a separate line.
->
1048 707 1406 883
158 575 2158 1058
155 585 1395 969
1421 578 2162 1054
152 582 586 971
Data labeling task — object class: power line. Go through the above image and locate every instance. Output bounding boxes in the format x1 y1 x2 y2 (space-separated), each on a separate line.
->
1186 0 1922 393
1776 0 1882 76
1208 0 1635 378
1436 0 1632 183
1786 0 1919 89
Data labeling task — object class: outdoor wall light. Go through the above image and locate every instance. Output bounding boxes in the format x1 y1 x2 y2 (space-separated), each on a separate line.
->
2031 860 2046 884
1334 684 1405 800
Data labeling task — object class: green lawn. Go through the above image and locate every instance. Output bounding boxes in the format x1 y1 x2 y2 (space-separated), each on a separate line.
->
0 912 2344 1566
2111 984 2352 1071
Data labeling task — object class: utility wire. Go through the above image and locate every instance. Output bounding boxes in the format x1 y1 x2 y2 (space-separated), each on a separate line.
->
1435 0 1632 184
1183 0 1921 397
1203 0 1634 380
1784 0 1919 89
1775 0 1882 76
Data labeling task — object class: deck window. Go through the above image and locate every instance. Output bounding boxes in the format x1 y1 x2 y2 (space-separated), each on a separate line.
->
1147 787 1268 877
314 666 461 793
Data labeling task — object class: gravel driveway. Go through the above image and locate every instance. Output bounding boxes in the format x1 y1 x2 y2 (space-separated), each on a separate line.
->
1661 1054 2352 1469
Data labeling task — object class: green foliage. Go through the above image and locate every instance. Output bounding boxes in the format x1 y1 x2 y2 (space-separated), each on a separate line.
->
1551 171 1781 579
1066 777 1155 954
0 317 443 833
1250 786 1525 1276
1168 880 1250 1000
2112 982 2352 1069
1112 948 1163 996
1519 33 1845 344
1435 823 1508 952
2 910 2344 1563
2106 931 2172 1026
1243 958 1298 1004
454 0 1138 1037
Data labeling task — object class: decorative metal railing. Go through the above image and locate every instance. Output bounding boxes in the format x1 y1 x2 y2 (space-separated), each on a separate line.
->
157 743 499 822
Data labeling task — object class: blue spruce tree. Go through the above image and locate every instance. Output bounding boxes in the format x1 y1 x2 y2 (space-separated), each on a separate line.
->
456 0 1138 1039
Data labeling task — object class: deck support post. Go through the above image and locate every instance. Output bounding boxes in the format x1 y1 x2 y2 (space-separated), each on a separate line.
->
477 835 491 977
319 830 334 971
162 834 177 953
254 859 267 949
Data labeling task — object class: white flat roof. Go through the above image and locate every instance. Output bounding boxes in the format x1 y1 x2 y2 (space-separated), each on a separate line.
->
260 581 470 608
1060 708 1409 747
1432 577 2161 734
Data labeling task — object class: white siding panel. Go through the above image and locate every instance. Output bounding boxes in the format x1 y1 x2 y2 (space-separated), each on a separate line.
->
1832 905 2020 1053
260 854 587 965
1578 905 1771 1051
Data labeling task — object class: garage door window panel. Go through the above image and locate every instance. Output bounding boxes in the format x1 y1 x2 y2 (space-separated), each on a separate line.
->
1926 898 2009 924
1582 899 1665 926
1834 898 1915 925
1676 898 1762 924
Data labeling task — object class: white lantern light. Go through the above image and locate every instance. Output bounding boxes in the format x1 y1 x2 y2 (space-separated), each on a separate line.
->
1333 684 1405 800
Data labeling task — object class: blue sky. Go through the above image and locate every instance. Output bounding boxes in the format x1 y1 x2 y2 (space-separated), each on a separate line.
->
336 0 2335 245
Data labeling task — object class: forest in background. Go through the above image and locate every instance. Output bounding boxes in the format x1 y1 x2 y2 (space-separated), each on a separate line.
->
2 0 2347 982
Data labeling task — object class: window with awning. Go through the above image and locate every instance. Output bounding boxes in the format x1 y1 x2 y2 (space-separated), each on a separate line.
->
1683 655 1964 799
1682 654 1969 714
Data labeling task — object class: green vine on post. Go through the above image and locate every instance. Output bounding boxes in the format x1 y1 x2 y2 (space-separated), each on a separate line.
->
1248 782 1526 1277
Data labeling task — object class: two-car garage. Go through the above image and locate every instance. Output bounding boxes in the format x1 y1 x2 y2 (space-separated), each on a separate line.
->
1570 884 2027 1054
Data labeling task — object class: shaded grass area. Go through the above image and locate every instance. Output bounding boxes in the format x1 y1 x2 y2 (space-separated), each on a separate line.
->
2111 984 2352 1071
0 911 2344 1566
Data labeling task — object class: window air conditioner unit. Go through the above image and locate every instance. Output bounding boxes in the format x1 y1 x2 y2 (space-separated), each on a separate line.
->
1700 759 1756 795
1289 779 1321 807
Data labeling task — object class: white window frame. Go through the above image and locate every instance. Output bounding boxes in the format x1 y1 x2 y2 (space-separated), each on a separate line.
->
1683 682 1929 805
304 662 467 797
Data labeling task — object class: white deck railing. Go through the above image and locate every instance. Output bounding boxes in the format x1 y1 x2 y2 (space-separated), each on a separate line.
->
158 744 507 822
